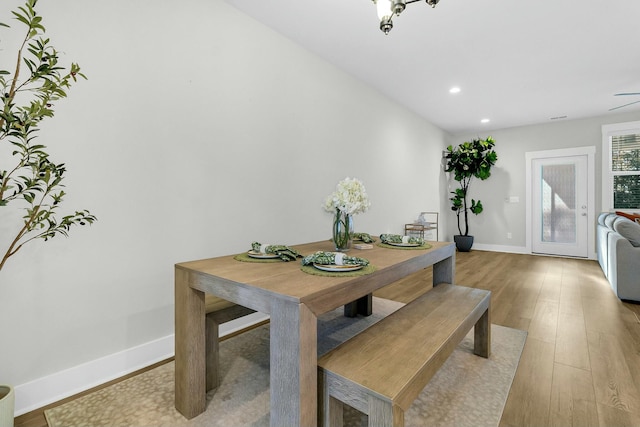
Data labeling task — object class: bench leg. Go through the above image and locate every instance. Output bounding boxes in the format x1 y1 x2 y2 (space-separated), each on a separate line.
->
368 396 402 427
392 405 405 427
327 396 344 427
318 372 343 427
205 305 257 392
474 306 491 358
205 314 221 392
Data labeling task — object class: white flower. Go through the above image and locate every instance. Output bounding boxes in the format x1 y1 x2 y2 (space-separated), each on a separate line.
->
323 177 371 215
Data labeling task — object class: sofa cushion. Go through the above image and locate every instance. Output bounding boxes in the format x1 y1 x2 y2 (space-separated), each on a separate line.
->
614 218 640 247
605 213 620 230
598 212 612 226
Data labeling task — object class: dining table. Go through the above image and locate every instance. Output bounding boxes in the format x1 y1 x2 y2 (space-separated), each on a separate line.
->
174 239 455 426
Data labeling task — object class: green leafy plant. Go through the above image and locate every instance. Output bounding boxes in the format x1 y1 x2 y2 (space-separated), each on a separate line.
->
0 0 96 272
445 136 498 236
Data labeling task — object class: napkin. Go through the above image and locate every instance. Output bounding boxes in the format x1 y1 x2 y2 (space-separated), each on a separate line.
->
251 242 302 262
301 251 370 266
352 232 375 243
379 234 425 245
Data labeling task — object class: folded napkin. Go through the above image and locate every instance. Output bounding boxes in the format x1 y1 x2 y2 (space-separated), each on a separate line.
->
352 232 375 243
251 242 302 262
301 251 370 266
379 234 425 245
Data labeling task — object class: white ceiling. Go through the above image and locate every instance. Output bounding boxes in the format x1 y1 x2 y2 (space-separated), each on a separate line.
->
225 0 640 135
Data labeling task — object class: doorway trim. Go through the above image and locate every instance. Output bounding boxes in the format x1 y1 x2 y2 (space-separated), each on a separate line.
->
525 146 596 259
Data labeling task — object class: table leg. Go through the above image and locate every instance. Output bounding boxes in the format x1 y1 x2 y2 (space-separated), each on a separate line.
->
174 269 206 419
433 252 455 285
270 300 318 427
343 301 358 318
343 294 373 317
357 293 372 316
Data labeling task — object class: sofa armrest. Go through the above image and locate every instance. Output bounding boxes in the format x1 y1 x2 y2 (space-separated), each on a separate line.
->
608 232 640 302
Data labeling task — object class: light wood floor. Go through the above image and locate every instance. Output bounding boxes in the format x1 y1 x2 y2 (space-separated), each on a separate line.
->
378 250 640 427
16 251 640 427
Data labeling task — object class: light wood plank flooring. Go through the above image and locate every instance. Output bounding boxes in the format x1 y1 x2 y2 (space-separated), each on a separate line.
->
16 251 640 427
377 250 640 427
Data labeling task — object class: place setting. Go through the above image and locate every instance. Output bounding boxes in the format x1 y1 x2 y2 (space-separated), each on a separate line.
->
377 233 432 250
234 242 303 263
233 240 378 278
300 251 376 277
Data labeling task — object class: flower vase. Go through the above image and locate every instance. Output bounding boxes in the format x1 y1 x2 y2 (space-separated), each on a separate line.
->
333 211 354 252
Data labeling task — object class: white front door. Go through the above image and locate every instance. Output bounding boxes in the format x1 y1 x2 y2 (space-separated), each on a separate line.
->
530 154 590 257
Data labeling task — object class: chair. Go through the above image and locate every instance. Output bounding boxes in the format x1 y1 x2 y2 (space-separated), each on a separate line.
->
404 211 438 241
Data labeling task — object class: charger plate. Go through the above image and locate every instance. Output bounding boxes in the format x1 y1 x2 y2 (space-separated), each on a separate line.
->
376 242 432 250
301 264 376 277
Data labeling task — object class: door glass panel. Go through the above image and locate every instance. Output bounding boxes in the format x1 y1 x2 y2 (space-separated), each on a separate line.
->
541 164 576 243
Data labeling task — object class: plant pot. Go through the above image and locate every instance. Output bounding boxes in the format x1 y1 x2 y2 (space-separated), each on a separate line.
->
0 385 14 427
454 235 474 252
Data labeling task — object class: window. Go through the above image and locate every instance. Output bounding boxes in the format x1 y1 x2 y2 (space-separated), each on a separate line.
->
602 121 640 212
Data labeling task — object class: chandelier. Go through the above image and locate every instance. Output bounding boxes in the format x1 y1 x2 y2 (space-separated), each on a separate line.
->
372 0 440 34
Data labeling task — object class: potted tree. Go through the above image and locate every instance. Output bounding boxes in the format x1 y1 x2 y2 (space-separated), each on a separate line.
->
1 0 96 271
1 1 96 423
444 136 497 251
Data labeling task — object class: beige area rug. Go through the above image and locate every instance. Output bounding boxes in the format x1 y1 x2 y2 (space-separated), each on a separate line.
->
45 298 527 427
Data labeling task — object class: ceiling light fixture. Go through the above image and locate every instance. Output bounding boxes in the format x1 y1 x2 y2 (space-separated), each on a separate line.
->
372 0 441 35
449 87 461 94
481 118 490 124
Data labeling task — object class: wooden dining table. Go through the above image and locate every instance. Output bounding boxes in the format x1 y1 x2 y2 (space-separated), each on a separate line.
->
174 239 455 426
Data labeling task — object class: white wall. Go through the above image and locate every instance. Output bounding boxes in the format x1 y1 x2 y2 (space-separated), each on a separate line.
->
0 0 447 413
448 111 640 251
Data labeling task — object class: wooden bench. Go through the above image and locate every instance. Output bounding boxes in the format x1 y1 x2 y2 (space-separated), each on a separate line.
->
317 283 491 427
204 295 256 391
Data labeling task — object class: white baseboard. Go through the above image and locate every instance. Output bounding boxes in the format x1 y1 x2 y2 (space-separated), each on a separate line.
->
14 335 173 416
466 243 596 260
14 311 269 416
470 243 529 254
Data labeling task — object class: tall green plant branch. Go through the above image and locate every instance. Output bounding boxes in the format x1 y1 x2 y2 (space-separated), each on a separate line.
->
0 0 96 272
445 136 497 237
1 1 46 133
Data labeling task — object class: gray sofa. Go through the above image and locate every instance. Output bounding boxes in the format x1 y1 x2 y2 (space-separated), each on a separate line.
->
596 212 640 302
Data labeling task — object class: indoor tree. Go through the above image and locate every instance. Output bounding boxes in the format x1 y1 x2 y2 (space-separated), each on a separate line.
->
0 0 96 272
445 136 497 249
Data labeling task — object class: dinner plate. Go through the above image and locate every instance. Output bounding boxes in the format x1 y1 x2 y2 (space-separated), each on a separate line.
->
385 241 421 247
247 250 279 259
313 263 363 272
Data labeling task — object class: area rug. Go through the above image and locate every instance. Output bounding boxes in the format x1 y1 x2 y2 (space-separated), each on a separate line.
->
45 298 527 427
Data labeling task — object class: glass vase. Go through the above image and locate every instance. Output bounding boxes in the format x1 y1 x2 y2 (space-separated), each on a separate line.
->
333 210 354 252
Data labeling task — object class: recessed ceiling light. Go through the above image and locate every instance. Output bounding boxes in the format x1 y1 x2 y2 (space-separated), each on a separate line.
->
481 118 490 124
449 87 461 94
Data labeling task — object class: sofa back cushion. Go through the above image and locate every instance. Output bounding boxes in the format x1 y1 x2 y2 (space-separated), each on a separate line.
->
598 212 612 226
605 213 620 230
614 218 640 247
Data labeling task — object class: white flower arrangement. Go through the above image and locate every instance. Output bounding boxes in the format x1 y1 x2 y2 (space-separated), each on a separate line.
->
323 177 371 216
